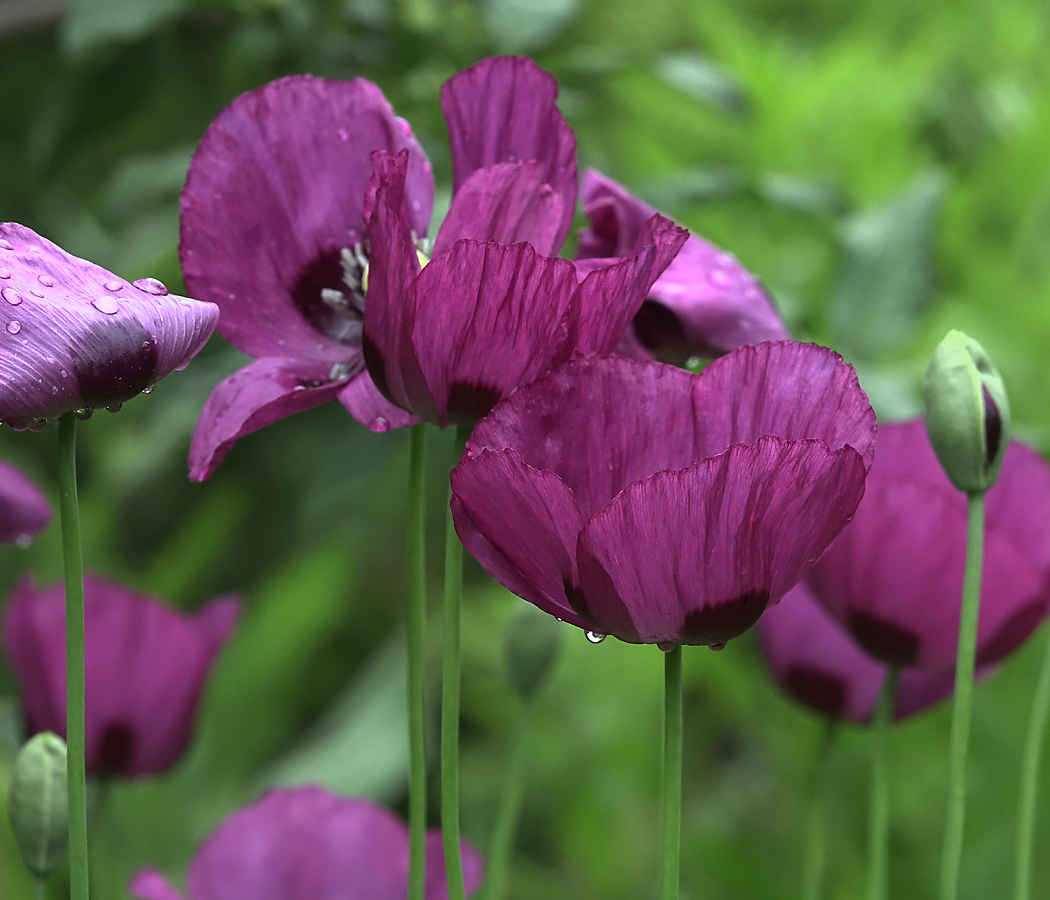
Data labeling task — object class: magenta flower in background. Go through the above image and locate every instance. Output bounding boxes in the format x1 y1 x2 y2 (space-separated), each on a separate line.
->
0 460 50 544
0 223 218 431
451 342 876 647
575 170 789 365
2 574 240 777
128 786 484 900
807 419 1050 670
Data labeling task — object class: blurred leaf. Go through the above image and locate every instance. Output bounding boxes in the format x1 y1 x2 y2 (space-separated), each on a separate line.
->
756 173 848 217
101 145 194 222
635 167 745 210
655 51 749 116
481 0 579 54
828 171 947 359
61 0 188 58
256 636 409 802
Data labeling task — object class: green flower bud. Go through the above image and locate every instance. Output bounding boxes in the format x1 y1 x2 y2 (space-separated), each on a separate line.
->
8 732 68 878
505 605 563 701
923 330 1011 493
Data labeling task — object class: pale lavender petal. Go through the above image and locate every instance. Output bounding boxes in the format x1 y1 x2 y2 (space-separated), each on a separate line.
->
425 831 485 900
0 460 51 543
441 56 576 250
0 223 217 425
188 357 352 483
338 370 421 433
181 75 432 362
128 869 187 900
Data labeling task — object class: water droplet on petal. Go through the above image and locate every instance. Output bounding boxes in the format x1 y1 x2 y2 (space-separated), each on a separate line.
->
337 127 349 141
716 252 735 267
141 386 153 394
709 642 726 652
0 268 10 279
6 320 21 334
60 369 68 378
15 533 32 549
0 239 12 251
91 297 119 315
657 640 676 653
50 386 58 395
74 408 93 420
106 403 123 413
29 289 43 298
133 277 168 296
28 418 46 432
586 631 606 644
369 416 391 433
708 268 734 289
3 287 22 305
103 280 123 292
38 274 54 287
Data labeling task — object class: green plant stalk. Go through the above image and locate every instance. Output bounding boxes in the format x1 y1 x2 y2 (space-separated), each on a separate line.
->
484 703 532 900
661 644 683 900
407 424 428 900
442 427 470 900
802 718 838 900
940 491 985 900
868 666 900 900
1014 623 1050 900
33 876 47 900
57 413 88 900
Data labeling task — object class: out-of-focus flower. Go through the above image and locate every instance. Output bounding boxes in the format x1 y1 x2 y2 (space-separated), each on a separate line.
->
1 575 241 778
808 419 1050 670
363 152 686 429
0 460 50 544
128 786 484 900
451 342 876 648
758 582 992 723
0 224 218 431
575 170 788 366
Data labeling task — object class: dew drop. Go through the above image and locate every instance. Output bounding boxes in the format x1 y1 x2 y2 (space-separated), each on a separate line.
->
50 386 58 395
103 280 123 292
3 287 22 306
370 416 391 433
0 239 12 250
716 252 735 267
657 640 676 653
141 386 153 394
709 642 726 652
6 320 21 334
91 297 119 315
38 274 54 287
14 534 32 549
28 418 46 432
0 268 9 279
29 289 43 298
708 268 734 289
586 631 606 644
133 277 168 296
74 408 93 420
106 403 123 413
337 127 349 141
60 369 68 378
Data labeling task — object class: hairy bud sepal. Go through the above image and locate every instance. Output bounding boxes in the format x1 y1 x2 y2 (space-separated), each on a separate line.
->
8 731 69 878
505 604 564 701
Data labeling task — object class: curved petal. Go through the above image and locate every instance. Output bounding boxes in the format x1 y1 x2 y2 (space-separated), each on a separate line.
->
181 75 433 362
0 460 51 543
433 161 565 259
451 449 588 627
193 595 243 658
441 57 576 251
425 831 486 900
0 224 217 426
338 370 421 432
128 870 187 900
188 357 353 482
575 436 867 646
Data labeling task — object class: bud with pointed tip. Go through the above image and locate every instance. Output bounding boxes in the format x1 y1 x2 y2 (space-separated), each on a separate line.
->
8 731 68 878
505 604 563 701
923 330 1011 493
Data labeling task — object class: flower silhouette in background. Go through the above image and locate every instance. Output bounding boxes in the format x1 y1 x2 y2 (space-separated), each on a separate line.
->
128 786 484 900
451 342 876 647
575 170 789 366
807 419 1050 670
0 224 218 431
0 460 51 544
2 575 241 778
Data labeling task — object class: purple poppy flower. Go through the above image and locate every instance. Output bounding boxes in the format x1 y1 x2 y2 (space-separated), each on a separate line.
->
1 574 241 778
0 461 50 544
575 170 789 365
127 786 484 900
0 223 217 430
806 419 1050 670
450 341 876 647
758 581 991 723
361 151 688 429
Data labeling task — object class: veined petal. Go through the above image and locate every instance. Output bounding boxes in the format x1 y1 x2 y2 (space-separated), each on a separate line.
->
451 449 588 627
181 75 433 362
575 436 867 646
188 357 353 483
441 56 577 251
425 831 485 900
434 161 565 259
0 460 51 543
337 370 421 433
128 870 187 900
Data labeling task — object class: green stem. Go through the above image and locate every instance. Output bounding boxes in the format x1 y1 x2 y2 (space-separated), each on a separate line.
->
407 424 428 900
1014 623 1050 900
442 427 470 900
32 876 47 900
57 413 88 900
660 644 683 900
868 666 900 900
940 491 985 900
802 718 838 900
484 703 532 900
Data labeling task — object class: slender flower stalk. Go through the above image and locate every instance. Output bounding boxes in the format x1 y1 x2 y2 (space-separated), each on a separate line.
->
443 427 471 900
868 666 900 900
485 704 532 900
57 413 88 900
408 424 429 900
1014 623 1050 900
661 644 683 900
33 877 47 900
803 719 838 900
940 492 985 900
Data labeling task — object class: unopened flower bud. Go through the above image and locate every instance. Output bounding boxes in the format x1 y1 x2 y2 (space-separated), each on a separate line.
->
923 330 1011 493
8 731 68 878
505 604 563 701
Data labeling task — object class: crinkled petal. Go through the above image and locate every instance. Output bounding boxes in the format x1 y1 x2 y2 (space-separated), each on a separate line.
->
181 75 433 362
188 357 353 483
575 436 867 646
441 56 576 251
0 460 51 543
128 870 187 900
425 830 486 900
0 223 217 425
433 161 565 259
451 449 588 627
338 370 421 432
412 239 578 428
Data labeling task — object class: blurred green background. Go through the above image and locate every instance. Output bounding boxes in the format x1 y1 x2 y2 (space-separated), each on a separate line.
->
1 0 1049 897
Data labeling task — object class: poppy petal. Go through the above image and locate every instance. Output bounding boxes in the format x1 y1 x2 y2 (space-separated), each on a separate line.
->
338 370 421 432
128 870 186 900
425 830 486 900
0 460 51 544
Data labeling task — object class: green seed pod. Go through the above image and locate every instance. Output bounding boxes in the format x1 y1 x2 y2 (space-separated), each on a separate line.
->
923 330 1011 493
505 604 564 701
8 731 69 878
